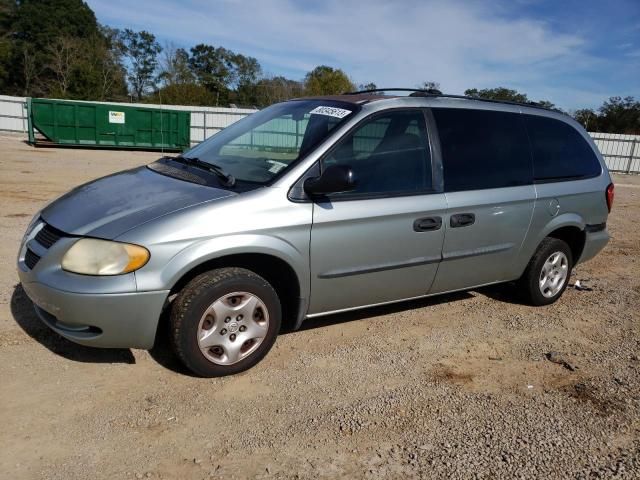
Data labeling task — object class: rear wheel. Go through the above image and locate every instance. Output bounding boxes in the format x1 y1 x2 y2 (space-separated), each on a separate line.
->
170 267 281 377
518 237 573 306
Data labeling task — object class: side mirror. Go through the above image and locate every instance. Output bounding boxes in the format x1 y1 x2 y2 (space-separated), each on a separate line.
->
303 165 356 196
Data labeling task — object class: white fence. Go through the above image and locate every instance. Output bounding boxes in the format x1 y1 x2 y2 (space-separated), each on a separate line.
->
0 95 29 133
1 94 639 173
589 132 639 174
0 94 257 145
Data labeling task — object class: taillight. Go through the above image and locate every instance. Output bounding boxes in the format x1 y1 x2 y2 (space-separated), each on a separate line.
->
606 183 614 212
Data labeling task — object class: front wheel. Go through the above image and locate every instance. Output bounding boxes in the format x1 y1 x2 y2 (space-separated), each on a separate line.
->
518 237 573 306
170 267 281 377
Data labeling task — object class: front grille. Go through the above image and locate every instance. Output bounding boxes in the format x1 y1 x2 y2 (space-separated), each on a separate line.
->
24 249 41 269
35 223 65 249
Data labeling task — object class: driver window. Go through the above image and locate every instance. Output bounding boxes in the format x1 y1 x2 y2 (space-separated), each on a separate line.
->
323 110 432 197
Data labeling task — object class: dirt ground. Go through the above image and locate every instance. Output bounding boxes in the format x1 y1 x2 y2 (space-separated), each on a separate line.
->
0 133 639 479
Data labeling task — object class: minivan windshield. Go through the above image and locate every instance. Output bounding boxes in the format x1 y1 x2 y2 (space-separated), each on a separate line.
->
183 100 359 184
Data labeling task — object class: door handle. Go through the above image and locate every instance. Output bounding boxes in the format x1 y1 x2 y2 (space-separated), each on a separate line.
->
450 213 475 228
413 216 442 232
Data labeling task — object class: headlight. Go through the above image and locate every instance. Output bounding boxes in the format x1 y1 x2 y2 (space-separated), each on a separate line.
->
62 238 150 275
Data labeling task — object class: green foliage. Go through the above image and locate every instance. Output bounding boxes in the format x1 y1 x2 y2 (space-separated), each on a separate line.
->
420 81 440 91
0 0 127 98
253 76 304 107
465 87 530 103
304 65 354 96
118 29 162 99
188 44 234 98
465 87 557 110
358 82 377 91
146 83 216 106
573 97 640 134
0 0 636 130
158 45 195 86
573 109 598 131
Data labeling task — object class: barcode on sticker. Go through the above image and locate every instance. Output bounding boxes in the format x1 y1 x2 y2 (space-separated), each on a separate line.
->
310 106 352 119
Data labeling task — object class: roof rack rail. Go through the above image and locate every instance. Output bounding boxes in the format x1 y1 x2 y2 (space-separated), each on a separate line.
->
345 88 562 113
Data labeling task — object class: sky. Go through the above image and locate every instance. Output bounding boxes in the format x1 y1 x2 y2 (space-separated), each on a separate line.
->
86 0 640 111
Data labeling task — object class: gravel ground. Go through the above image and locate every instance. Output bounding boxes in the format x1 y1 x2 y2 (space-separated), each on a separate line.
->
0 134 639 479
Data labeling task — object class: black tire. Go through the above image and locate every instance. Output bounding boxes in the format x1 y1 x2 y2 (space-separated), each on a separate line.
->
170 267 281 377
518 237 573 306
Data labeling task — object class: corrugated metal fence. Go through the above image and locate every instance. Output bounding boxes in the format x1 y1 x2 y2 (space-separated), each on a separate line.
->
590 133 640 174
0 94 256 146
1 94 639 173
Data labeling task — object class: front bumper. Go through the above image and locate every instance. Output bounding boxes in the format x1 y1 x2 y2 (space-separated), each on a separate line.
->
17 219 169 349
20 280 168 349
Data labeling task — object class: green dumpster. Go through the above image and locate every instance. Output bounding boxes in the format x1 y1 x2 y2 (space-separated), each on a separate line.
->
28 98 190 151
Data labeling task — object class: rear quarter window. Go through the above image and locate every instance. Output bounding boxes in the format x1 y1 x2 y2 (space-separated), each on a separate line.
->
433 108 533 192
524 115 602 182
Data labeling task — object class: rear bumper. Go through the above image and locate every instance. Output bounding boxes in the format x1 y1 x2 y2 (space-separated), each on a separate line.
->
21 280 168 349
578 228 609 264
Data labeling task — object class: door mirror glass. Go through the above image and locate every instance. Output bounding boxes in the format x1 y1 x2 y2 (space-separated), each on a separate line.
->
304 165 356 196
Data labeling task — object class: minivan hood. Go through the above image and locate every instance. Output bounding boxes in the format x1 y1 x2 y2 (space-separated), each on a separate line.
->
41 166 235 238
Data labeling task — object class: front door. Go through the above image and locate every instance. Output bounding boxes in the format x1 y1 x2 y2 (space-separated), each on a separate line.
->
308 109 447 315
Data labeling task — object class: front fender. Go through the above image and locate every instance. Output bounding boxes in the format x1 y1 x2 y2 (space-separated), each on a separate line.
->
135 233 310 298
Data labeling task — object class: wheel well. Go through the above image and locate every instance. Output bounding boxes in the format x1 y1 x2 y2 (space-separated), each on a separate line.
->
547 226 586 263
169 253 301 331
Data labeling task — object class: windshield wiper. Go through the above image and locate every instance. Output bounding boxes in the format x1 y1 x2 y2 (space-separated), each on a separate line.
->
169 155 236 187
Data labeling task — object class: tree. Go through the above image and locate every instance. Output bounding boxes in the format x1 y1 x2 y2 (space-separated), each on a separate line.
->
464 87 557 109
358 82 377 91
536 100 557 110
229 53 262 106
597 96 640 134
254 75 304 107
47 36 81 97
21 45 38 96
3 0 105 96
118 29 162 100
419 81 440 92
231 53 261 87
573 108 598 131
304 65 354 96
189 44 234 100
572 97 640 134
465 87 529 103
158 43 194 86
0 0 15 91
147 83 216 106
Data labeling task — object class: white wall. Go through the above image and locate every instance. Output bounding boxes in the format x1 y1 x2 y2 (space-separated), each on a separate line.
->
1 95 638 173
0 95 29 133
0 94 257 145
589 132 640 173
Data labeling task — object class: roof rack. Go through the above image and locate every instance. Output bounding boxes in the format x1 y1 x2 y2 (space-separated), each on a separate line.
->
345 88 562 113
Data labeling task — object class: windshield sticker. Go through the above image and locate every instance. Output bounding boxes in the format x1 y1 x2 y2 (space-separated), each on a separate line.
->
310 106 352 119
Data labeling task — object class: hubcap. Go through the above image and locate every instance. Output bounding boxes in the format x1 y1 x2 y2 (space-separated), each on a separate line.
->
539 251 569 298
197 291 269 365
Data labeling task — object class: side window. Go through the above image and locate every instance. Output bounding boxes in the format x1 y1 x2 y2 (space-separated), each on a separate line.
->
524 115 601 182
323 110 432 197
433 108 532 192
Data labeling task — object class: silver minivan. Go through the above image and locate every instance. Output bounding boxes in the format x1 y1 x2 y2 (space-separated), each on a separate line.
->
17 90 614 376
